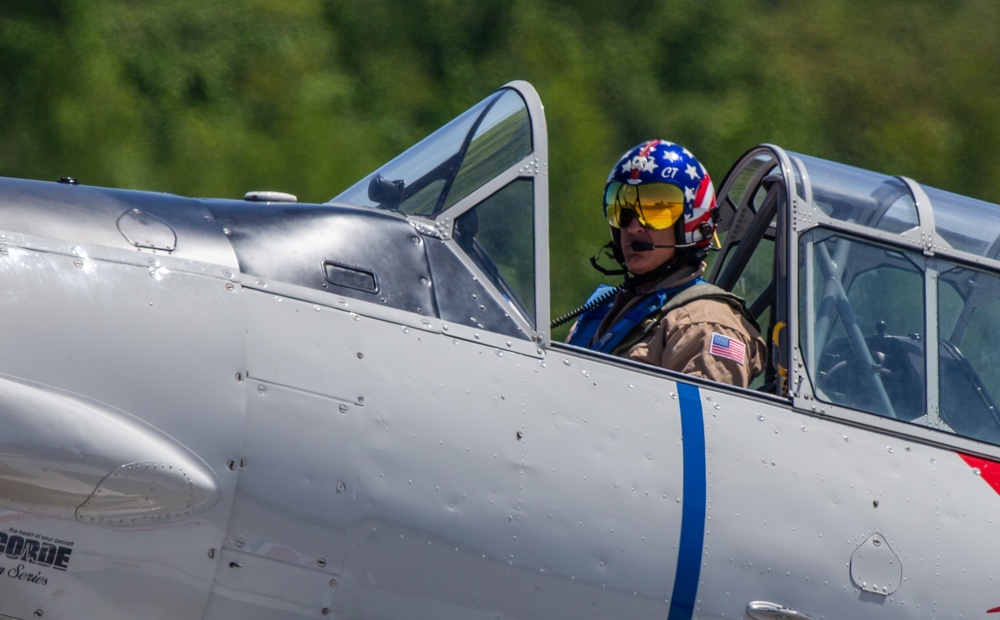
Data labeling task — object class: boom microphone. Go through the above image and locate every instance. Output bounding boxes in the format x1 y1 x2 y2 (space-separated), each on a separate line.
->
629 240 701 252
627 221 720 253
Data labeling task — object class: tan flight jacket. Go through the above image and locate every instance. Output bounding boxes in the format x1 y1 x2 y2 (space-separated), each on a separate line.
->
593 264 767 388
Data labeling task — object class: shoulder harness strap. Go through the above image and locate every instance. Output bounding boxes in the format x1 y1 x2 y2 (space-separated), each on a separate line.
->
613 282 760 354
565 284 619 348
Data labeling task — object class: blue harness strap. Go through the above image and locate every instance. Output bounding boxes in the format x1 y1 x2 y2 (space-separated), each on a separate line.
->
565 284 618 348
568 279 705 354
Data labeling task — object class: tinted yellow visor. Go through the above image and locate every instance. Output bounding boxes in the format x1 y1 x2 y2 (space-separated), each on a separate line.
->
604 181 685 230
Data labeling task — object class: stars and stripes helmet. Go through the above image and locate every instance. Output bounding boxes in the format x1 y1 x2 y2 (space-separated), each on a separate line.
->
604 139 718 254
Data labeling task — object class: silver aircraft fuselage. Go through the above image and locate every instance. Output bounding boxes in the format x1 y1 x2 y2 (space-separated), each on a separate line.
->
2 82 1000 619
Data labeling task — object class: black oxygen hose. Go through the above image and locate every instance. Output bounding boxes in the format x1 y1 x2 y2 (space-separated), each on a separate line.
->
550 284 622 329
550 242 626 329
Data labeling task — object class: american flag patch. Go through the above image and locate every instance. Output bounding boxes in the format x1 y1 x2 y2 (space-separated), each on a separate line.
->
710 332 745 365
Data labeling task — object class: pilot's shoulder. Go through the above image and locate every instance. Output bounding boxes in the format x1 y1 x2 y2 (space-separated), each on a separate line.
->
664 294 749 330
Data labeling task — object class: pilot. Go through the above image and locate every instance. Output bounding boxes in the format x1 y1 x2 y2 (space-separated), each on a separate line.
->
567 139 766 388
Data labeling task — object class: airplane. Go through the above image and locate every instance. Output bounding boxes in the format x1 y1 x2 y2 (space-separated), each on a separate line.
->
1 79 999 619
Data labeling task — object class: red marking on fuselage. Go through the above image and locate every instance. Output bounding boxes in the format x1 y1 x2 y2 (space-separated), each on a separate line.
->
958 454 1000 615
959 452 1000 496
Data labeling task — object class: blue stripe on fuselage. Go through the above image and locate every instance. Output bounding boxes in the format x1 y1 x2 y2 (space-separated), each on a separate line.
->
667 383 707 620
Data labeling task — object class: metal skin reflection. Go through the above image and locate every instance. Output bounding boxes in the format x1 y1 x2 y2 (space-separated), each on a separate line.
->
0 82 999 619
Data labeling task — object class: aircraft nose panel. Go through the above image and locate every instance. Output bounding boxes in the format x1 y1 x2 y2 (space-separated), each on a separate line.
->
0 375 219 526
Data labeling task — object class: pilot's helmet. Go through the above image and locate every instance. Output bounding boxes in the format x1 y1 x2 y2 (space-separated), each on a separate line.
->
603 139 717 261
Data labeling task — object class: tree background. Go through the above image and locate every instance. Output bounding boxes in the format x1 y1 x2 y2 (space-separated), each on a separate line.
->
3 0 999 317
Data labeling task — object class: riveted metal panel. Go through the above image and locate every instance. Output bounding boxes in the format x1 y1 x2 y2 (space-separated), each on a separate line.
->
203 548 337 618
696 387 1000 619
208 201 438 318
0 177 238 267
219 381 361 582
0 236 245 620
209 290 367 613
333 320 685 619
244 288 365 404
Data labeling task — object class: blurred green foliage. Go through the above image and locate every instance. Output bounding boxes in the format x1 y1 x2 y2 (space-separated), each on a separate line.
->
2 0 999 318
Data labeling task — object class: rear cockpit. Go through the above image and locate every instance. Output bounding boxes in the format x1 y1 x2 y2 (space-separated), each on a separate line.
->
713 146 1000 446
